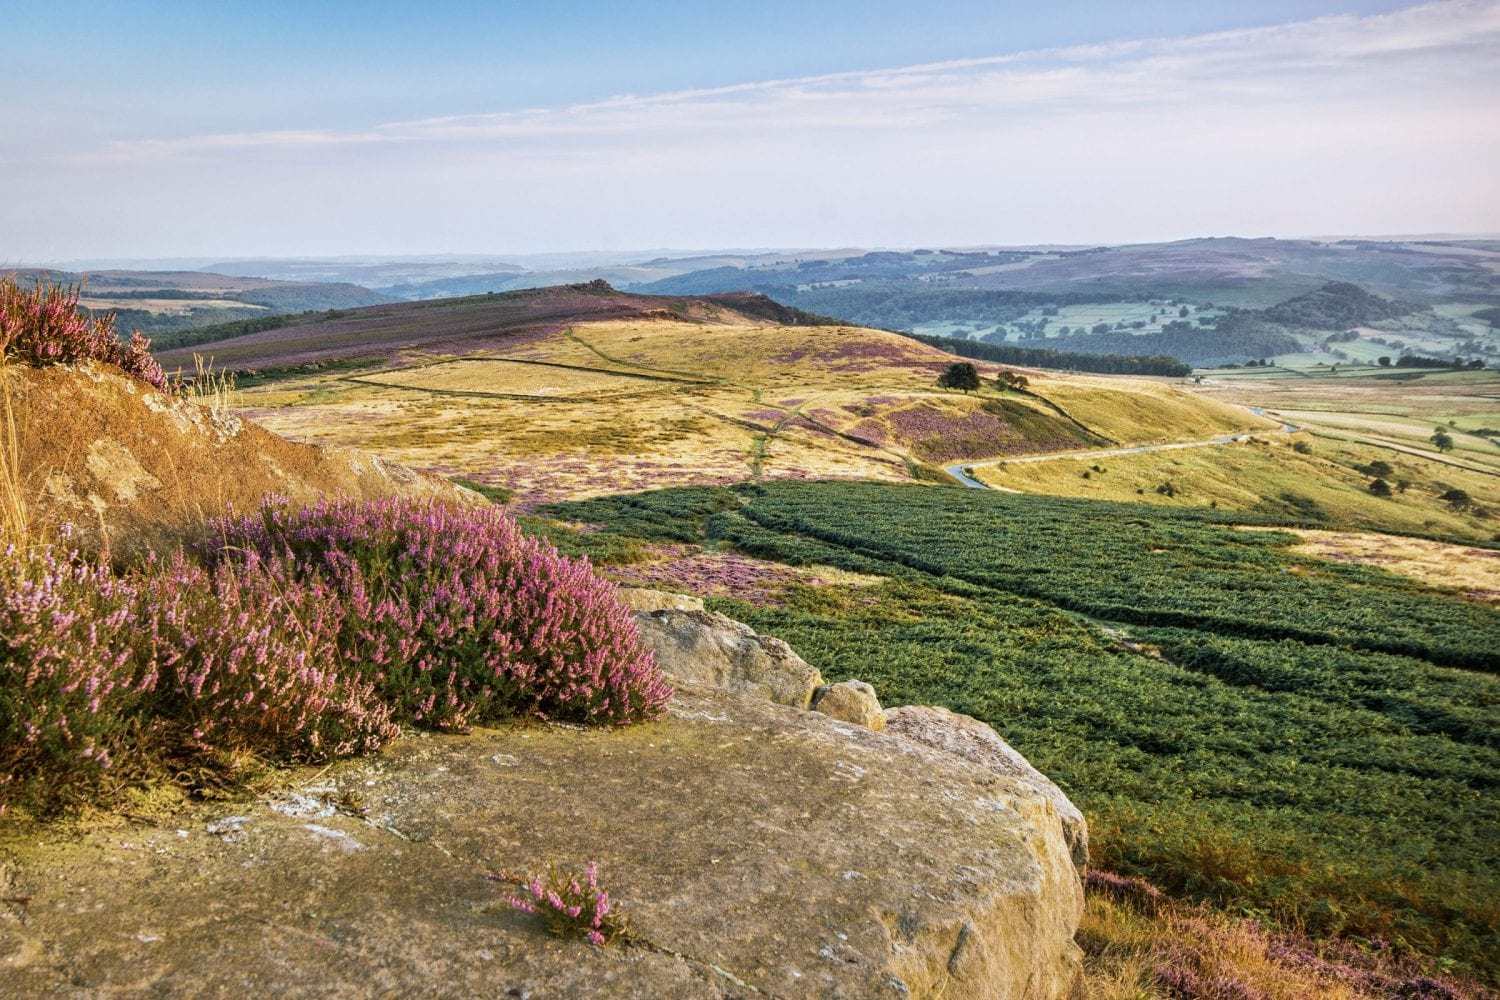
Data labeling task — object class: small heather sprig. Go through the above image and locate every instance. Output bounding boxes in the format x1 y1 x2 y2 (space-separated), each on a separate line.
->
504 861 624 947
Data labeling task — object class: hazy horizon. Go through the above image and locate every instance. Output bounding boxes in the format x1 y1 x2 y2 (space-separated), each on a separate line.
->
4 0 1497 260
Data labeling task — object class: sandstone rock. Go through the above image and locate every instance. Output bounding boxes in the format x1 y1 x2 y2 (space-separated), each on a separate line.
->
813 679 886 731
632 608 823 708
0 684 1083 999
614 586 705 613
884 704 1089 871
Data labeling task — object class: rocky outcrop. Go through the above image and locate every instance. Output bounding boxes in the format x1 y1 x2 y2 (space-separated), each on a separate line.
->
632 608 824 709
615 586 705 613
0 683 1084 999
813 679 886 731
7 361 475 556
884 705 1089 871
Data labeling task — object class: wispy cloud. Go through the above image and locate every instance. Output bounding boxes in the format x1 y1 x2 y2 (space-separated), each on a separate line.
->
7 1 1496 257
93 0 1500 162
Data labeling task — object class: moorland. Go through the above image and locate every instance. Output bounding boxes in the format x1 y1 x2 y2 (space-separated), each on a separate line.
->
138 276 1500 989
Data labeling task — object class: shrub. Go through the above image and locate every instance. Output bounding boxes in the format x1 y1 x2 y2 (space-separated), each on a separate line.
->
207 497 671 728
0 279 168 392
141 553 396 762
506 861 625 946
1440 488 1472 510
0 545 155 807
0 545 397 812
1369 478 1392 497
937 361 980 392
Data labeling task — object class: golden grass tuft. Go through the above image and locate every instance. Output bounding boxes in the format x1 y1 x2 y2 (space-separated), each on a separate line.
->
0 361 31 552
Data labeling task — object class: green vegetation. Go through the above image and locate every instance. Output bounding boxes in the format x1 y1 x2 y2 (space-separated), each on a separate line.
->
916 333 1192 377
936 360 980 392
546 481 1500 981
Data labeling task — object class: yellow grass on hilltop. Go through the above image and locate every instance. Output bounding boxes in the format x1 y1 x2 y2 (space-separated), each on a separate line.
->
234 317 1270 505
974 433 1500 541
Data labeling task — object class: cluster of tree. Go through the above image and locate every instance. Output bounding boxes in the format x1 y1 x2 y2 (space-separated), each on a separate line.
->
1040 316 1298 367
936 362 981 392
767 284 1134 331
146 312 302 351
1397 354 1487 369
914 334 1191 377
1262 281 1412 329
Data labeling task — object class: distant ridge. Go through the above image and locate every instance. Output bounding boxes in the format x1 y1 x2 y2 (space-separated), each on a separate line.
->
154 281 835 372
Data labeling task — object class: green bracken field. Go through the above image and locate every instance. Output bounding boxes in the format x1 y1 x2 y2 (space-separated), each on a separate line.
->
546 481 1500 982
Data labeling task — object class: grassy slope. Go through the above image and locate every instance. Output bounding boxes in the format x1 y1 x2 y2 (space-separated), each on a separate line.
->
974 435 1500 542
226 299 1265 505
546 482 1500 984
1031 377 1272 444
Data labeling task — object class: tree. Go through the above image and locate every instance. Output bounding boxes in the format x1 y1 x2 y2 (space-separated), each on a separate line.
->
937 362 980 393
1378 356 1391 367
1440 488 1472 510
1368 478 1392 497
1179 305 1190 318
1430 429 1455 452
995 370 1029 391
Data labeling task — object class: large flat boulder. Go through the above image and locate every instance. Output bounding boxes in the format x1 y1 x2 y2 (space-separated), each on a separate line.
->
884 705 1088 871
633 609 824 709
0 684 1084 999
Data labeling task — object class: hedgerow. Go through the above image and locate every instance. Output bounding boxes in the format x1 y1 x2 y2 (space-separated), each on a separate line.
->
0 278 169 391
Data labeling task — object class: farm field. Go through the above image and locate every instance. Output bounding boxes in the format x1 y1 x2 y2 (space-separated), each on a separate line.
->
543 481 1500 985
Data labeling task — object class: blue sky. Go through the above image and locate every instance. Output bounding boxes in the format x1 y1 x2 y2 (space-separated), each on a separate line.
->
3 1 1496 259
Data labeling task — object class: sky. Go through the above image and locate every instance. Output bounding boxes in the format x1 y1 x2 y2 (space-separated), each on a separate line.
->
3 0 1498 261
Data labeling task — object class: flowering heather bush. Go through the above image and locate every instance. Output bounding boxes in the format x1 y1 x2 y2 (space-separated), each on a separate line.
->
506 861 625 947
141 553 397 761
0 546 155 804
0 546 398 812
207 497 671 728
0 279 169 392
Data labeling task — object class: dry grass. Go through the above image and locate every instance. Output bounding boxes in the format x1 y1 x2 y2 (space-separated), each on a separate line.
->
233 317 1266 506
1033 376 1272 444
1079 880 1488 1000
975 434 1500 541
1261 527 1500 603
179 354 238 417
0 362 30 550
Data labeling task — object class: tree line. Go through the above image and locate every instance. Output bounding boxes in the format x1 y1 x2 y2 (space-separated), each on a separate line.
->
913 333 1192 377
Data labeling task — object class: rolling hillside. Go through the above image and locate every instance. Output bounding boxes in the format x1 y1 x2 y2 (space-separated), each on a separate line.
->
180 283 1268 506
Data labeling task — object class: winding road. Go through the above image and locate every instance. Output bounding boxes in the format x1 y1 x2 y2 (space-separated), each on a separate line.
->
946 410 1300 490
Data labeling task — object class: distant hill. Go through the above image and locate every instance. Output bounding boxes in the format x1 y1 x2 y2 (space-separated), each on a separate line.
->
153 281 829 371
635 238 1500 305
1 267 391 337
